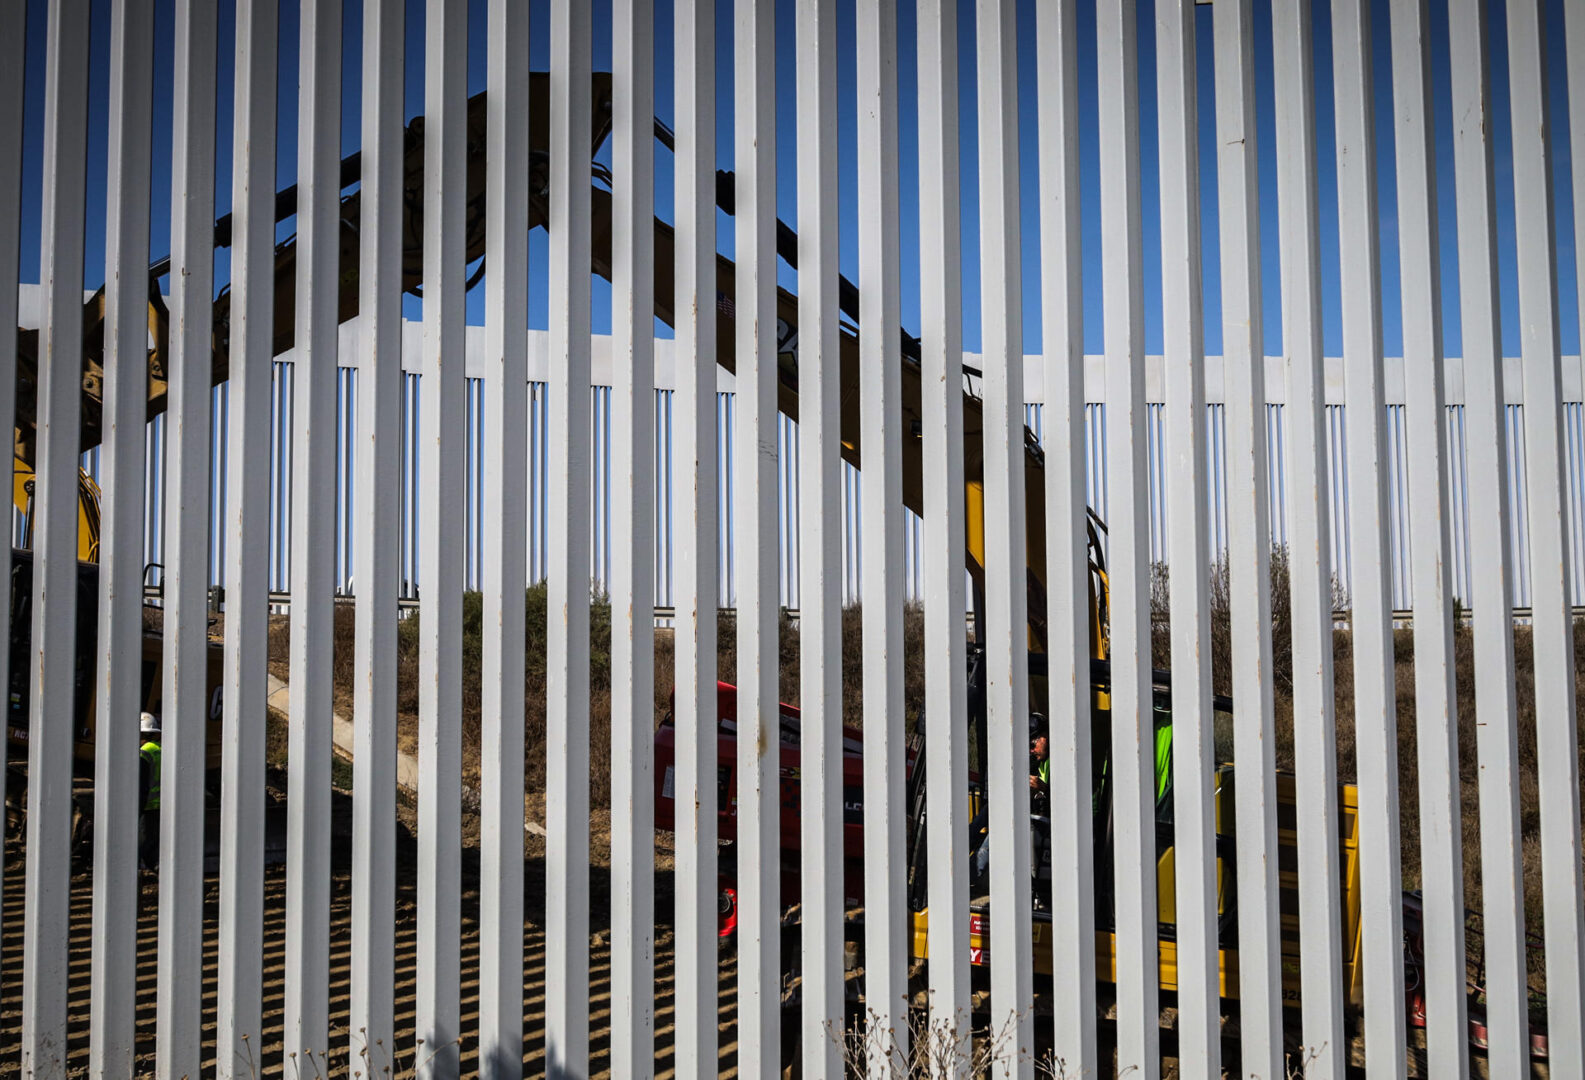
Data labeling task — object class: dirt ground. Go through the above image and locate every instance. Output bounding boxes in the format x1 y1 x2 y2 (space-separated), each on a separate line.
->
0 776 745 1079
0 795 1547 1078
3 600 1562 1076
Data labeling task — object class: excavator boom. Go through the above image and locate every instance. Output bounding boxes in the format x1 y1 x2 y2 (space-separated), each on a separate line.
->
15 73 1070 650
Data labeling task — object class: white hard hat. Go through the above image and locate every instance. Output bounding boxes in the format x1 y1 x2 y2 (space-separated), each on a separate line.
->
140 711 160 735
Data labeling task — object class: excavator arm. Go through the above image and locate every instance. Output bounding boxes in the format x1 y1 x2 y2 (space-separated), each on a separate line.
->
11 73 609 465
14 73 1089 656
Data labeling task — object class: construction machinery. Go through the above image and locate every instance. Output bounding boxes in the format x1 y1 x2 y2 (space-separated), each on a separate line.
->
7 73 1052 874
3 404 231 851
5 389 221 832
11 76 1050 638
4 424 225 784
15 72 1530 1062
3 544 228 857
4 546 226 772
10 457 102 564
652 533 1372 1062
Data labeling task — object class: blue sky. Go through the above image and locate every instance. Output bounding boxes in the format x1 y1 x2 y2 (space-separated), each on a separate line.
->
14 0 1584 359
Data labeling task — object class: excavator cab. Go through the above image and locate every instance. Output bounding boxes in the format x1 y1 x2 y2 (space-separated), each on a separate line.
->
5 548 227 774
902 581 1369 1042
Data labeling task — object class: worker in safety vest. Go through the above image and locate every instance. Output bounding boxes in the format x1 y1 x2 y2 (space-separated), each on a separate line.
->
968 714 1054 890
971 708 1174 892
1090 700 1176 812
1029 712 1051 817
138 712 161 871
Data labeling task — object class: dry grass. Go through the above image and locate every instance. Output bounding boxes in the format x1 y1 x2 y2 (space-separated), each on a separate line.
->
828 1006 1025 1078
268 590 929 814
269 554 1579 1004
1151 547 1585 996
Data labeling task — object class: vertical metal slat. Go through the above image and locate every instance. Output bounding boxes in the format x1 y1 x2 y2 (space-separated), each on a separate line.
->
217 0 275 1074
1211 4 1283 1070
1504 1 1585 1066
1331 0 1409 1072
349 0 402 1067
1271 2 1348 1071
1388 0 1469 1073
611 0 657 1072
416 1 467 1074
1035 0 1097 1069
857 0 907 1068
479 2 530 1074
546 0 594 1072
1156 1 1216 1074
1446 0 1529 1069
285 0 341 1062
90 2 155 1075
156 4 217 1075
796 0 843 1073
674 0 720 1070
733 0 782 1071
976 0 1034 1070
1096 0 1156 1072
22 2 90 1074
916 0 971 1024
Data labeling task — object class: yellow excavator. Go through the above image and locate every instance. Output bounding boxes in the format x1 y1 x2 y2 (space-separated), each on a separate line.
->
13 75 1386 1054
4 266 227 781
4 467 227 815
10 73 1044 789
10 457 101 563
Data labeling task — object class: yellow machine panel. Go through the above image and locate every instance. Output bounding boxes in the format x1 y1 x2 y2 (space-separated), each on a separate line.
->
908 769 1365 1011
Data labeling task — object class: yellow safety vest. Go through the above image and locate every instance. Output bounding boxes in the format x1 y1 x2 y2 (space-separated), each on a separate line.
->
140 741 160 811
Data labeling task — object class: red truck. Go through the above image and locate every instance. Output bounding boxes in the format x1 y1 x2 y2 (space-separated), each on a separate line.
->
652 680 923 937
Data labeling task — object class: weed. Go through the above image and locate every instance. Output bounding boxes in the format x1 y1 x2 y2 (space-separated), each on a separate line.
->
828 1005 1027 1078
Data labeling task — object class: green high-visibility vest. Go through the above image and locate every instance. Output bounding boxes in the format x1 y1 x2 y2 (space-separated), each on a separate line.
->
140 741 161 811
1153 711 1173 803
1091 706 1174 811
